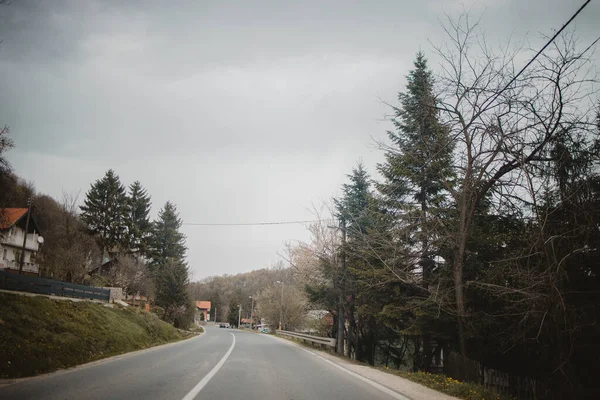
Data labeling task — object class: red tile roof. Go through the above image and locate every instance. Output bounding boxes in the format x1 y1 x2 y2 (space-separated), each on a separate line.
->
195 301 211 310
0 208 28 229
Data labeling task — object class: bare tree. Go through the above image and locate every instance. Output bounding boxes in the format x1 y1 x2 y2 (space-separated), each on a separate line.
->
106 254 154 300
0 126 12 177
432 12 598 354
255 282 308 331
41 192 101 283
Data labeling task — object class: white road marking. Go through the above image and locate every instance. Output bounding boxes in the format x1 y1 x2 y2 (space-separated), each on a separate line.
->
302 348 410 400
181 332 236 400
273 336 410 400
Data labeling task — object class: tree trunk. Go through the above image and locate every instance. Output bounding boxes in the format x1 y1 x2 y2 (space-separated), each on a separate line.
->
452 184 474 357
453 243 467 356
419 186 434 370
385 341 391 367
336 222 347 355
337 301 345 354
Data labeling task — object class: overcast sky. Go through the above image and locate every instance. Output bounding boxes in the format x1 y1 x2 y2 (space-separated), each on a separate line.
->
1 0 598 280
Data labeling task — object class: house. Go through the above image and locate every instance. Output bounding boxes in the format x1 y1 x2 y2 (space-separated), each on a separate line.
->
195 300 211 321
89 257 115 276
240 317 254 328
0 208 43 276
301 310 334 335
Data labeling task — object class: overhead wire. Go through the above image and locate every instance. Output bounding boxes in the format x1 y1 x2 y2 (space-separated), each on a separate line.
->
182 219 334 227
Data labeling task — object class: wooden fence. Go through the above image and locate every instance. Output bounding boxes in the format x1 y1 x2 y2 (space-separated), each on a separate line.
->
0 270 110 302
444 351 551 399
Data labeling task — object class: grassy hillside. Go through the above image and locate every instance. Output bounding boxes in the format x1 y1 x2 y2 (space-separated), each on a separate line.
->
0 292 183 378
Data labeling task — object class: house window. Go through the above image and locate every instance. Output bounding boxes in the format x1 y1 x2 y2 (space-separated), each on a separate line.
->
2 249 6 260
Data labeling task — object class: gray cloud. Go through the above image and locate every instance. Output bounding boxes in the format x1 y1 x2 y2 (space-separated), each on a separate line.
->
1 0 598 278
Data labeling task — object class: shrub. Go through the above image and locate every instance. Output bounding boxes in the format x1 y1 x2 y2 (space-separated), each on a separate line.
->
399 371 513 400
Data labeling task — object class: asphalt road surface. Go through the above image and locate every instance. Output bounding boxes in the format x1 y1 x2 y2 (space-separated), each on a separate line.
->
0 326 408 400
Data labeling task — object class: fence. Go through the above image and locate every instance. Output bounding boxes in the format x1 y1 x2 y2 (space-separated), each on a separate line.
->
0 270 110 302
276 330 337 348
444 351 551 399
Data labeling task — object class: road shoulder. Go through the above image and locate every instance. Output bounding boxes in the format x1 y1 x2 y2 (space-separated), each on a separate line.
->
270 334 459 400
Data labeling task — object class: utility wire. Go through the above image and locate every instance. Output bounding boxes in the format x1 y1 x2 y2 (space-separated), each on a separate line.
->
182 219 334 226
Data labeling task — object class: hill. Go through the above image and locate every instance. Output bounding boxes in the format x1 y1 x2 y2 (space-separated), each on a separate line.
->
189 266 292 322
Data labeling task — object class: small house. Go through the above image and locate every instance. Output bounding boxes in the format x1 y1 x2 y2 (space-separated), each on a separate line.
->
195 300 211 322
0 208 43 276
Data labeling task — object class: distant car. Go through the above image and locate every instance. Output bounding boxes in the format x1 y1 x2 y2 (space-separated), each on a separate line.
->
219 323 230 328
260 327 271 333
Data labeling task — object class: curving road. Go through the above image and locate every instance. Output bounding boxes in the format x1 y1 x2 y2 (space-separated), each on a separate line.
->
0 326 407 400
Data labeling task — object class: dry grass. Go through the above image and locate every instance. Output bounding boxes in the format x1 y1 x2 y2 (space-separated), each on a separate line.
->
380 370 514 400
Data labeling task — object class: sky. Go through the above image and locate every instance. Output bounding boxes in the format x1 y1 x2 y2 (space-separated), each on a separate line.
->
1 0 598 280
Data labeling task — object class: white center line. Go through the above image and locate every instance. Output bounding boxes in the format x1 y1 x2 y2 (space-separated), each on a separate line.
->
181 332 236 400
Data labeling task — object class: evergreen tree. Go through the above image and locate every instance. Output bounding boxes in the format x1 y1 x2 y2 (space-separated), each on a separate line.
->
377 52 453 282
125 181 152 256
227 300 239 327
376 53 454 370
148 201 187 267
149 201 189 323
334 162 378 363
335 162 372 238
378 52 453 209
154 259 190 323
80 169 128 256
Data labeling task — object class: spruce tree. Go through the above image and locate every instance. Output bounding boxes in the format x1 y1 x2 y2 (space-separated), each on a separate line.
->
154 259 190 323
80 169 128 256
335 162 372 239
334 162 377 362
377 52 453 281
125 181 152 256
148 201 187 268
376 52 454 371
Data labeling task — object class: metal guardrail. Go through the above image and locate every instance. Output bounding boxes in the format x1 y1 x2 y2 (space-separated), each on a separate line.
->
0 270 110 301
276 330 337 348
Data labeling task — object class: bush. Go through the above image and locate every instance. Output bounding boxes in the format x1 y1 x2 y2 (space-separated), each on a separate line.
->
150 306 165 318
173 302 196 329
396 371 513 400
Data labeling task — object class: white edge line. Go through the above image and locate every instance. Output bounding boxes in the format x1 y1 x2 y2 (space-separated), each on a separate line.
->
181 332 236 400
272 335 411 400
303 349 411 400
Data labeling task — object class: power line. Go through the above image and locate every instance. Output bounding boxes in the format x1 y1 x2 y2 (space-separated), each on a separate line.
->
182 219 334 227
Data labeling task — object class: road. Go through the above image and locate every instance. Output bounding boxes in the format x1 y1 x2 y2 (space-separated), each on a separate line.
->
0 326 408 400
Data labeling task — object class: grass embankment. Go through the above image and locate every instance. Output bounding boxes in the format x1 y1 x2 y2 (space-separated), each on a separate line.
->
0 292 183 378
